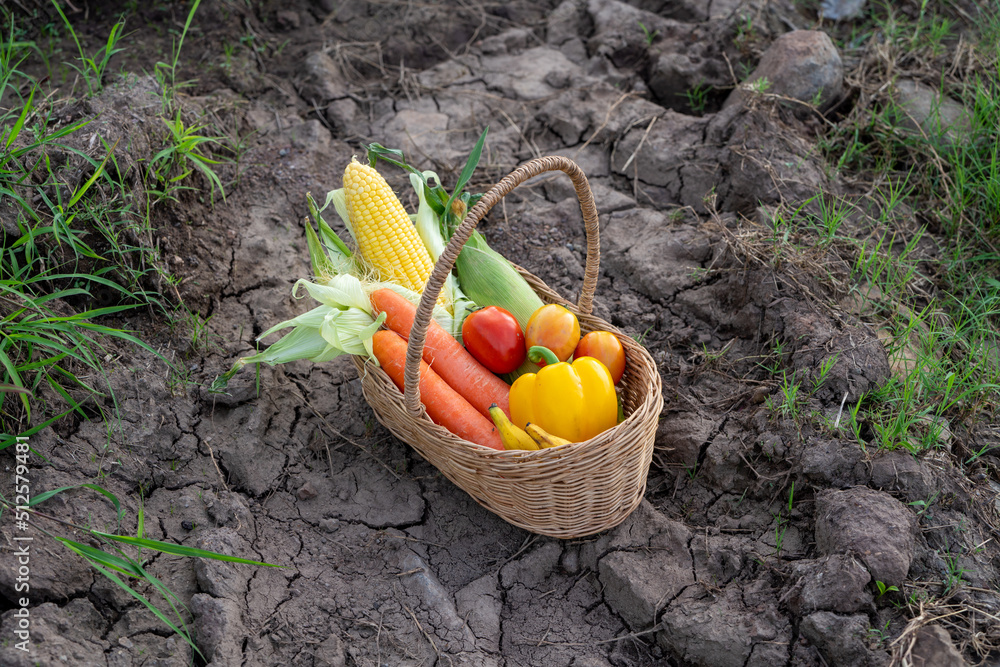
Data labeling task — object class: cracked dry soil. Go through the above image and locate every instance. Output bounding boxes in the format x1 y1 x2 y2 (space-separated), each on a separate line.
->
1 1 999 666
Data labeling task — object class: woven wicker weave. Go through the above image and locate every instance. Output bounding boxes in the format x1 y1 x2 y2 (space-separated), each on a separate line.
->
351 156 663 539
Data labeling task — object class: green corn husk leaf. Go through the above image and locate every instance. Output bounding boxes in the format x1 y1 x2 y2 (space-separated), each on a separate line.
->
211 275 383 391
320 308 386 358
455 231 544 332
325 188 356 243
411 171 448 260
306 192 354 276
304 217 337 280
258 304 330 339
292 275 373 315
410 170 475 337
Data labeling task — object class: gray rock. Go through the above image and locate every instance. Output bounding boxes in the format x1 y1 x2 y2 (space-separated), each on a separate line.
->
0 532 94 602
285 119 331 151
399 552 478 654
547 0 589 62
580 500 686 570
192 593 246 666
482 46 583 101
783 555 873 614
891 79 971 148
609 110 713 208
300 51 347 103
814 487 917 587
910 624 967 667
690 533 746 587
821 0 867 20
380 107 453 166
204 489 253 528
324 97 364 136
647 52 701 109
313 634 347 667
700 427 756 493
726 30 843 112
798 437 866 487
297 480 320 500
799 612 887 667
500 540 563 590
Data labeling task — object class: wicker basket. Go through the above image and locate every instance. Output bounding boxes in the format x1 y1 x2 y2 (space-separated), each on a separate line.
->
351 156 662 539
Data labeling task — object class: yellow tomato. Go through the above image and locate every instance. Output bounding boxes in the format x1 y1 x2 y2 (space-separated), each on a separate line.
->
524 304 580 365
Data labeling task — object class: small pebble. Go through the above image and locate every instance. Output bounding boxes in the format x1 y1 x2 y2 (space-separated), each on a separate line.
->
181 520 195 531
297 481 319 501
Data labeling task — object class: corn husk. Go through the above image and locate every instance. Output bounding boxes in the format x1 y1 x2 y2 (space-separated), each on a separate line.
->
211 274 386 390
455 231 544 332
411 171 474 339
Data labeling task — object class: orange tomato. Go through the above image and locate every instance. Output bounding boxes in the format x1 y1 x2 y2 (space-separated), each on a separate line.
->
524 304 580 365
574 331 626 384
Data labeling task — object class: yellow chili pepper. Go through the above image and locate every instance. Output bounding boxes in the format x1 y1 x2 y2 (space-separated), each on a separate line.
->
509 346 618 442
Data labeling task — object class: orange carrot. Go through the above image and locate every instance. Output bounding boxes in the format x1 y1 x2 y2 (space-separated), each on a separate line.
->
371 289 511 418
372 330 504 450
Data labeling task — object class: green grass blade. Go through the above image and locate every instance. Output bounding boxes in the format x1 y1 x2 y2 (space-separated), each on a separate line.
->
53 537 143 578
66 141 116 209
91 531 281 567
57 541 204 659
4 86 34 150
0 348 30 418
30 483 124 523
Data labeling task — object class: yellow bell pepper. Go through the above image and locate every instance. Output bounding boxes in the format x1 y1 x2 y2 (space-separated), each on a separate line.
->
509 346 618 442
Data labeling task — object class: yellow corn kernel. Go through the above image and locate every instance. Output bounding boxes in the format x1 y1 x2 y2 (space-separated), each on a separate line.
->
343 159 435 293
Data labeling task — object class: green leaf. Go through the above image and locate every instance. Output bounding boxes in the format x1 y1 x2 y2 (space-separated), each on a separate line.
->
442 127 488 233
30 483 124 523
54 537 144 578
304 218 336 279
364 143 417 175
4 85 34 150
58 539 204 659
0 347 30 418
307 192 352 260
91 531 282 567
67 139 118 209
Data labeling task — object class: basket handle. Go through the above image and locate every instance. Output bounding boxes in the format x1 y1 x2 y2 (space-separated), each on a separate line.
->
404 155 601 416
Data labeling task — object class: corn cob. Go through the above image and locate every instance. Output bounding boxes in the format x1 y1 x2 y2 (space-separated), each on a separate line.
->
343 158 435 293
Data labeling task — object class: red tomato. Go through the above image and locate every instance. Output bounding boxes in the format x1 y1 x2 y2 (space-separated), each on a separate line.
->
462 306 526 374
525 304 580 366
574 331 626 384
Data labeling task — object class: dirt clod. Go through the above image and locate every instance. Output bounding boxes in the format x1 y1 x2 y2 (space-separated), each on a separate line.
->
815 487 918 587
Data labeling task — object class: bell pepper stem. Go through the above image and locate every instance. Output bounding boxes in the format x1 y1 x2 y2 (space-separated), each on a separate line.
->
527 346 560 366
